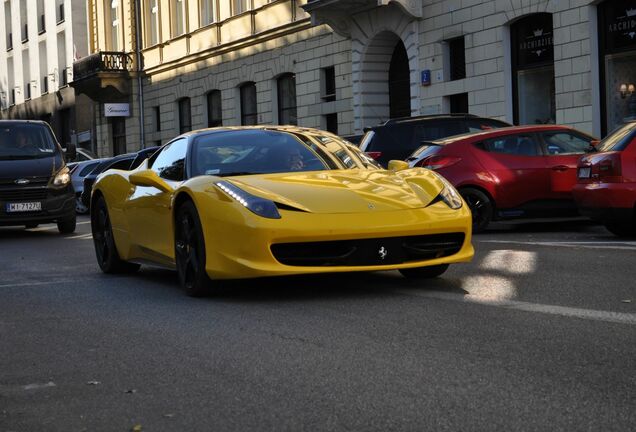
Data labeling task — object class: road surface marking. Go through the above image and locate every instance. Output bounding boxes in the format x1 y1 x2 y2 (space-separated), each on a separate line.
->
478 239 636 251
66 233 93 240
396 289 636 326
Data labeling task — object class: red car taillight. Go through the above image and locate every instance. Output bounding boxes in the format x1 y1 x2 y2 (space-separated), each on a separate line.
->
591 152 623 183
365 151 382 160
418 155 462 170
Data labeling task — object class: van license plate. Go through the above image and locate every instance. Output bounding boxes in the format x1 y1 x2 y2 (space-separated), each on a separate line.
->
6 202 42 212
578 167 591 179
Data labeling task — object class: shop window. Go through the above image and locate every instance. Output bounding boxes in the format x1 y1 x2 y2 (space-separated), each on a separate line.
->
178 98 192 133
448 36 466 81
207 90 222 127
240 82 257 126
277 73 297 125
322 66 336 102
598 0 636 134
511 13 555 125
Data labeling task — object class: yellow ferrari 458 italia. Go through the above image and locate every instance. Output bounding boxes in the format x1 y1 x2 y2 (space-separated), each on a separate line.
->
91 126 474 296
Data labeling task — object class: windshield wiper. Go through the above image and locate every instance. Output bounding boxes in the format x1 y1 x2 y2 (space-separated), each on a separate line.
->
218 171 258 177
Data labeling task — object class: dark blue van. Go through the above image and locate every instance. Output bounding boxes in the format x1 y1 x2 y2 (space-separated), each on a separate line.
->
0 120 76 233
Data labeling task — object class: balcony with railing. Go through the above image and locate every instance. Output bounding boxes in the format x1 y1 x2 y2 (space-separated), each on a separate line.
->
71 51 134 101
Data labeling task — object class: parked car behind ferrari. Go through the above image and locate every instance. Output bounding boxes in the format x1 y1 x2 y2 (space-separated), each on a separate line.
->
573 121 636 237
406 125 597 231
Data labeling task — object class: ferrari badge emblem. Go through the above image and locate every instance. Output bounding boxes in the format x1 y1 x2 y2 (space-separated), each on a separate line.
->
378 246 388 260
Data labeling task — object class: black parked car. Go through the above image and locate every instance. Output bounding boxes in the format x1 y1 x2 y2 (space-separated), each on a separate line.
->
0 120 76 233
358 114 511 167
81 146 160 209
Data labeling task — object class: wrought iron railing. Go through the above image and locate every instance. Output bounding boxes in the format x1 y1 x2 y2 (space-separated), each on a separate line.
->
72 51 134 81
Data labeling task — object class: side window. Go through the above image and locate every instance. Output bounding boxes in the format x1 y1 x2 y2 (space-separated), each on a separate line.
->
541 131 591 155
108 159 133 171
150 138 188 181
480 134 540 156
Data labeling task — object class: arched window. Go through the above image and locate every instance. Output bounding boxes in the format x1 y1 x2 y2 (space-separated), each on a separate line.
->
178 97 191 133
240 82 257 125
207 90 222 127
511 13 555 124
277 73 297 125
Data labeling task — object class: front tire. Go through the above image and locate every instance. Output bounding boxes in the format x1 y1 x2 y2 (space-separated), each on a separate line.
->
91 196 140 273
399 264 449 279
57 214 77 234
460 187 493 233
175 201 213 297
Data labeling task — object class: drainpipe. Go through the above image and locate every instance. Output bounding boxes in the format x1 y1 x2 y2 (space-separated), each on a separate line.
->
133 0 145 148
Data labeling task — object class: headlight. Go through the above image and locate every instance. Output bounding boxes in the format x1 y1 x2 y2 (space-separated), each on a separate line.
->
432 172 463 209
215 181 281 219
52 166 71 187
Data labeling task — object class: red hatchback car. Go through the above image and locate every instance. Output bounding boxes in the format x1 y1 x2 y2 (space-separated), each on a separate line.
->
406 125 597 231
573 121 636 237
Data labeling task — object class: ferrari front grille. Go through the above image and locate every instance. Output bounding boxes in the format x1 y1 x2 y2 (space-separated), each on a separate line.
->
271 233 465 267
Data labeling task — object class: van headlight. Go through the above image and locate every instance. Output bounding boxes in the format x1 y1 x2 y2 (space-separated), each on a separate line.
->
432 172 463 209
52 166 71 187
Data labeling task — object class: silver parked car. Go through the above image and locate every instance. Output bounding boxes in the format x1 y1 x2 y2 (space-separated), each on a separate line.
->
70 158 105 214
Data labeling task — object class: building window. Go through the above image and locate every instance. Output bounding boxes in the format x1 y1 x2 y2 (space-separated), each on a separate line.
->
511 13 555 125
277 73 297 125
145 0 160 46
240 82 257 125
232 0 249 15
178 98 192 133
106 0 121 50
448 36 466 81
20 0 28 42
172 0 187 37
207 90 222 127
112 117 127 155
37 0 46 33
39 41 47 93
4 2 12 50
322 66 336 102
449 93 469 113
56 0 65 23
57 31 67 86
200 0 216 26
324 113 338 134
153 106 161 131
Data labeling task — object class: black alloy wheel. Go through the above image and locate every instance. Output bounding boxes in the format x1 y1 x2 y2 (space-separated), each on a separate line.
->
399 264 449 279
460 187 493 233
57 214 77 234
91 196 140 273
175 201 213 297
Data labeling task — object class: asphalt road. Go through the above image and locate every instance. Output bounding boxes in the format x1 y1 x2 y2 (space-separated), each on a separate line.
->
1 217 635 431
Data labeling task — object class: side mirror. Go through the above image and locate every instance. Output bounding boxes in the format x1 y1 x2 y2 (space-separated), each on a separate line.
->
387 160 410 172
64 142 77 162
129 169 173 193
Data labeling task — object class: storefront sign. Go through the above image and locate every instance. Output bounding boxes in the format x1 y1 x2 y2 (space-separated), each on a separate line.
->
601 0 636 53
104 103 130 117
513 13 554 67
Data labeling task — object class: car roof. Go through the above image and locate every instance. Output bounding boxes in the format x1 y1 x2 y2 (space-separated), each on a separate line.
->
0 120 49 125
423 124 586 146
362 114 511 130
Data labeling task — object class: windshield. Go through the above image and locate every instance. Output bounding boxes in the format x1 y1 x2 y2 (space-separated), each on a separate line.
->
191 130 375 177
597 122 636 152
0 123 59 159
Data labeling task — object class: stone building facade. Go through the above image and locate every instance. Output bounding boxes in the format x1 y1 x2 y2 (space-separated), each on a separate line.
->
0 0 92 150
48 1 636 155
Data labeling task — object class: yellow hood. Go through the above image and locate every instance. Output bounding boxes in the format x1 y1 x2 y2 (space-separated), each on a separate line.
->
224 169 445 214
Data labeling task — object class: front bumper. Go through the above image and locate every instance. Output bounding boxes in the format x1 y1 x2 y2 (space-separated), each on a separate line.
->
572 182 635 222
202 200 474 279
0 184 75 226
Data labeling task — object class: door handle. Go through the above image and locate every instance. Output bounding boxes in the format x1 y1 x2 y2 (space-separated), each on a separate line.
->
551 165 569 172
